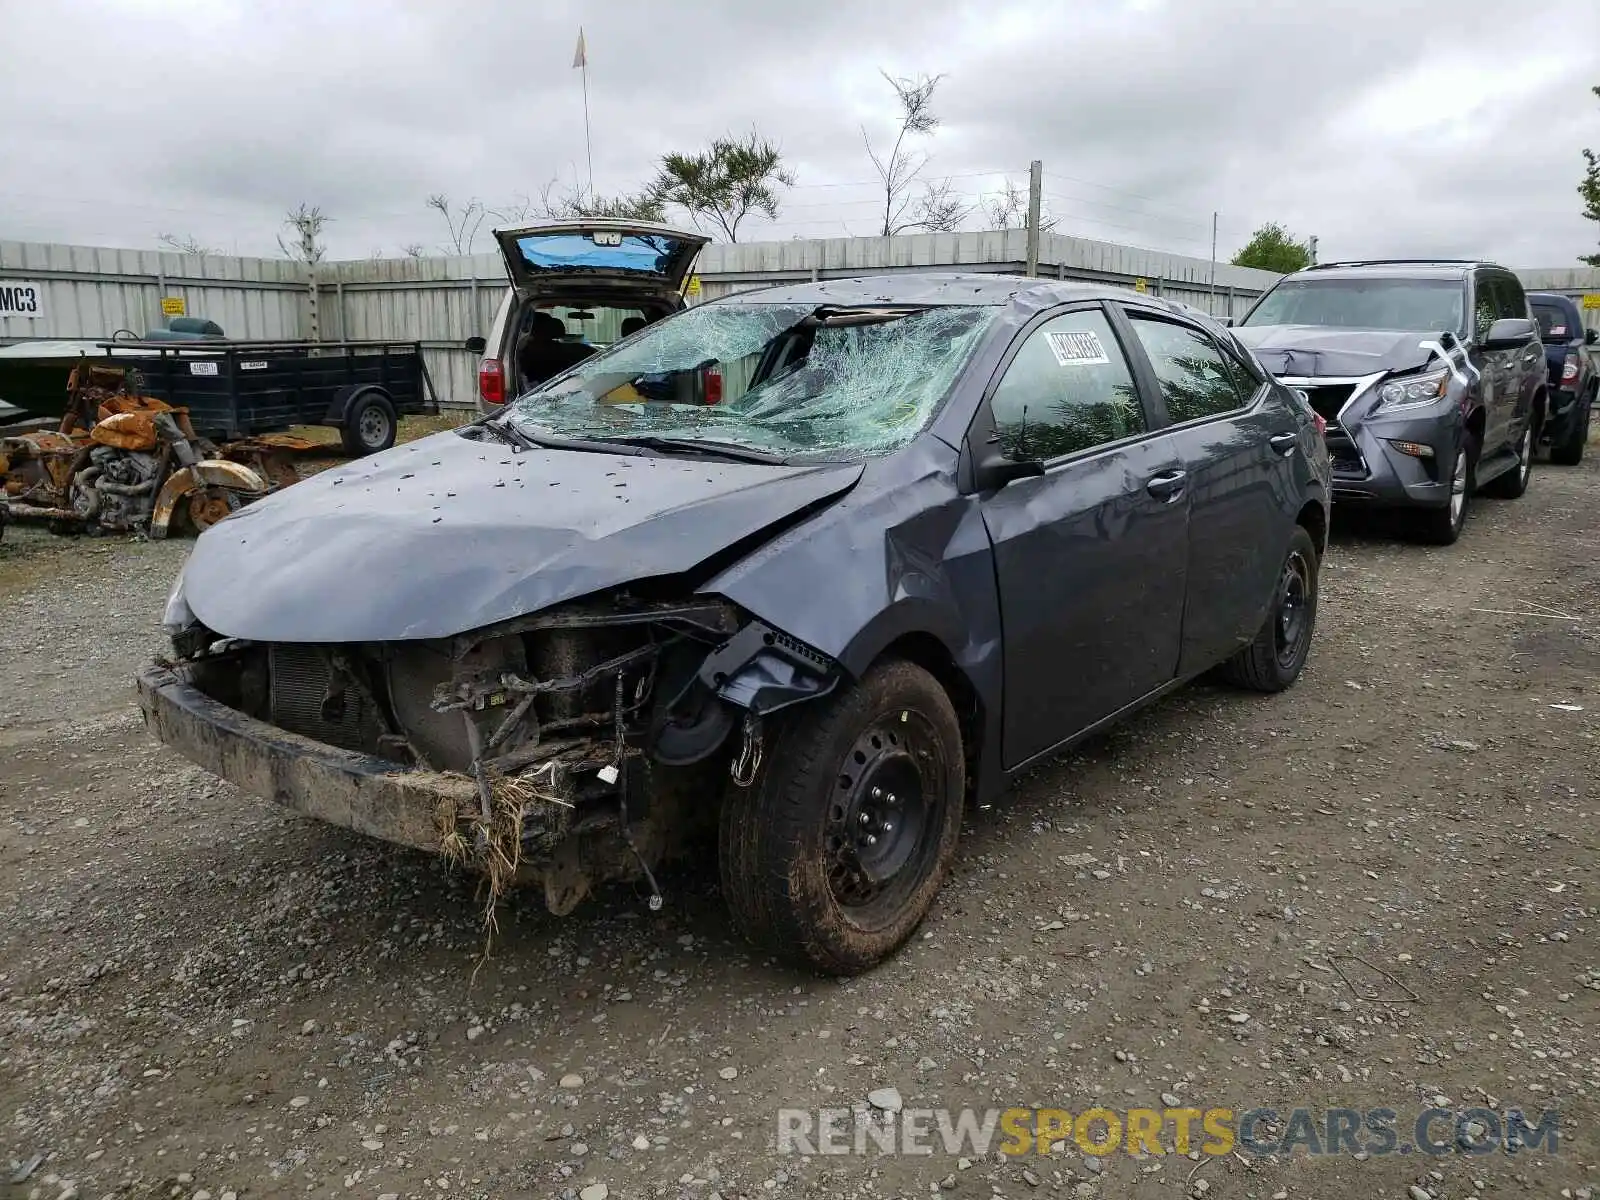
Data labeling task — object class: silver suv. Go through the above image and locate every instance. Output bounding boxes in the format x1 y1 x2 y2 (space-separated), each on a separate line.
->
465 219 708 413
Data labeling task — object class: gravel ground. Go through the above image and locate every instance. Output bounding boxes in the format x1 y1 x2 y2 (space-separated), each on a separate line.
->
2 450 1598 1200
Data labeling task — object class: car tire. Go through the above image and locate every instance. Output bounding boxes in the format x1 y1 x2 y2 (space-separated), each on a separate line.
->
1550 397 1591 466
1410 435 1475 545
1217 525 1319 693
341 392 398 457
1483 421 1533 499
718 659 964 975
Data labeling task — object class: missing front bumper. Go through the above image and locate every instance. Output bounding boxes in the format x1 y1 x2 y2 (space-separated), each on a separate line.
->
136 663 473 852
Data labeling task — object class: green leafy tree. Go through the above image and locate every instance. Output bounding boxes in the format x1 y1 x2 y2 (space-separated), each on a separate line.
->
651 131 795 242
1580 85 1600 267
1231 222 1312 274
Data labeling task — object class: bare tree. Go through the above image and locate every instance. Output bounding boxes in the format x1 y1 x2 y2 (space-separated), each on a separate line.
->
278 203 330 264
982 177 1058 232
157 232 218 256
910 176 973 233
498 178 666 224
426 194 489 255
863 70 950 236
489 192 541 224
401 243 426 258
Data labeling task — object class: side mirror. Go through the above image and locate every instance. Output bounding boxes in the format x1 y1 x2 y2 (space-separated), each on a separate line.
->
1481 317 1535 351
972 443 1046 492
1222 317 1235 327
464 335 487 354
1587 328 1597 346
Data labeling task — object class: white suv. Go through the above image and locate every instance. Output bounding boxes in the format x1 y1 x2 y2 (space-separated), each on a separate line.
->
466 218 708 414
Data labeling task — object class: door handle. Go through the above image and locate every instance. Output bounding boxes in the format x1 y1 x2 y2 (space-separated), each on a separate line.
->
1145 469 1187 502
1268 432 1299 455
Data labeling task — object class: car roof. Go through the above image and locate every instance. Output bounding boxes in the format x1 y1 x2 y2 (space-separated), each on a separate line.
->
1528 291 1578 309
708 272 1212 318
1286 261 1481 281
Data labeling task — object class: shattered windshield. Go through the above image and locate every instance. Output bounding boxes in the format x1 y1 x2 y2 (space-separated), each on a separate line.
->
503 301 998 460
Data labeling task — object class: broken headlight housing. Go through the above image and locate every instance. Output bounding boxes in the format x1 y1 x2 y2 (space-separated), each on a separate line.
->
1377 368 1449 410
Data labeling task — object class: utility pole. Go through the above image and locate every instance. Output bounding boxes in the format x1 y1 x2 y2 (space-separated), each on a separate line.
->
1308 234 1319 266
1025 159 1043 277
1208 211 1218 314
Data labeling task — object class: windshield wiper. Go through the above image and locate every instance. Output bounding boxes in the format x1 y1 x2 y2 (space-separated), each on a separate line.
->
609 435 788 465
478 416 542 451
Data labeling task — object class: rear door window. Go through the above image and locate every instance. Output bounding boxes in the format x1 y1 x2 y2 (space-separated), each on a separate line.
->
1126 315 1245 423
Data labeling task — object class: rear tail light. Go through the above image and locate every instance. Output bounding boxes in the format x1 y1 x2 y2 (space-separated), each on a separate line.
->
704 365 724 406
478 358 505 405
1312 412 1327 435
1562 352 1580 386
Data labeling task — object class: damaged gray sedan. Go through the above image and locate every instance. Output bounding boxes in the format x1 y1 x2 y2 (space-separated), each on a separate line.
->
139 273 1330 974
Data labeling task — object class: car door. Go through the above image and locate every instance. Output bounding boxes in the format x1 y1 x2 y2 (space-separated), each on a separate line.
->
971 303 1189 769
1493 271 1541 441
1115 305 1302 675
1470 271 1512 451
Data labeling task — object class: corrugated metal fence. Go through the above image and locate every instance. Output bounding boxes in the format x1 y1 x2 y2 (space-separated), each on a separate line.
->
5 235 1597 409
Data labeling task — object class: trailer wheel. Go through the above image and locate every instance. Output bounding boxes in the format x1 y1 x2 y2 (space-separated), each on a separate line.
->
342 392 398 456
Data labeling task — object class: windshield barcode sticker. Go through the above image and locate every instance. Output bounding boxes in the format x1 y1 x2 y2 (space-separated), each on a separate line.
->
1045 330 1110 366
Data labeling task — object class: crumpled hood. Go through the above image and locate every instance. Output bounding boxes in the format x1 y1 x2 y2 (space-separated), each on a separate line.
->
182 430 863 642
1235 325 1439 378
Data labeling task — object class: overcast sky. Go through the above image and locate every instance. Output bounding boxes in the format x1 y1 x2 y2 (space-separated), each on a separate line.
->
3 0 1597 267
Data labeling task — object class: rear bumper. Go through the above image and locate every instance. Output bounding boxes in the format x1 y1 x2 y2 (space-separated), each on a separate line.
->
136 664 472 852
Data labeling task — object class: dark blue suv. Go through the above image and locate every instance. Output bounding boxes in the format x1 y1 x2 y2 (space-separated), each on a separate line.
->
1528 292 1597 465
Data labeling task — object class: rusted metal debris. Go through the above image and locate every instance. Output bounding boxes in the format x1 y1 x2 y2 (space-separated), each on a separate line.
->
0 360 335 539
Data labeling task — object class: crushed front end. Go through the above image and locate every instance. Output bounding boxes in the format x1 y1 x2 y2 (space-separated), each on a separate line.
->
139 591 840 913
1279 342 1470 510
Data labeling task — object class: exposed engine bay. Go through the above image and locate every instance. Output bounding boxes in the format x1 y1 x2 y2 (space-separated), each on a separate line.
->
167 593 840 914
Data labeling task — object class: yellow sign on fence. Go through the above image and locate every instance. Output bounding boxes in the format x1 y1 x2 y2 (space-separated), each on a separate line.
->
1582 293 1600 311
1133 278 1149 294
685 275 702 298
160 296 187 317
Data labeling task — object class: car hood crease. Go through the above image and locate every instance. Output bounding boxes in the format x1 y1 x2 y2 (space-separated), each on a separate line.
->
180 431 863 643
1234 325 1441 377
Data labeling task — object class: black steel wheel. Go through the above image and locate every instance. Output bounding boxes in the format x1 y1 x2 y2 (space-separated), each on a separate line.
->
1217 525 1320 693
719 659 963 975
341 392 398 456
1550 395 1591 466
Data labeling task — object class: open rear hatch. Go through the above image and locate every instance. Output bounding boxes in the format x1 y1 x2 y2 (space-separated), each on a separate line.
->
493 219 709 304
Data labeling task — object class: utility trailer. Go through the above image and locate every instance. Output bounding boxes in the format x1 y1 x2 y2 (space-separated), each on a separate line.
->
107 338 440 456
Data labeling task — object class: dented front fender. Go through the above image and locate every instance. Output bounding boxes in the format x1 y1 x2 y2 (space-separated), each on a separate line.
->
149 459 267 540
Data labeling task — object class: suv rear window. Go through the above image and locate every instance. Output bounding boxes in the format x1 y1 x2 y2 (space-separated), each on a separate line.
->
512 233 689 278
1532 301 1572 340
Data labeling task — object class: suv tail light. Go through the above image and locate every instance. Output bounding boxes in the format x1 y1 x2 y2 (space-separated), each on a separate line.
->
1312 412 1327 435
478 358 505 406
1562 352 1580 387
704 365 724 406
